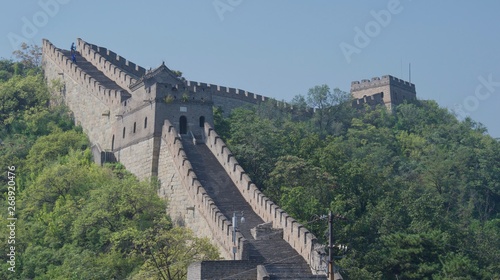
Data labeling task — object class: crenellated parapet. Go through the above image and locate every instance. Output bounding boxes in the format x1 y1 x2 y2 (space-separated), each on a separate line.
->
42 39 130 108
185 80 267 105
183 80 300 114
351 92 384 108
351 75 415 92
203 123 326 274
78 38 146 78
162 120 248 260
351 75 417 110
76 38 141 91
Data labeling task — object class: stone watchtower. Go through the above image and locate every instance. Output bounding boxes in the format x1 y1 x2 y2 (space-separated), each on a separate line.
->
350 75 416 110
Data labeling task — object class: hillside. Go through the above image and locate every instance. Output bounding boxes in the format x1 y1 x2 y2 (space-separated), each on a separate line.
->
2 46 499 279
215 86 500 279
0 56 219 280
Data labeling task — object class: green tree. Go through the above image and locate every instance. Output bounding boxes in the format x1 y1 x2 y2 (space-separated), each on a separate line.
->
227 108 282 187
266 155 335 208
12 42 42 69
133 225 219 280
298 85 352 136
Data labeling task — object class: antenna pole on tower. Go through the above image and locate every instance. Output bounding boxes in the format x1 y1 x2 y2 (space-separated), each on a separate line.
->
409 63 411 83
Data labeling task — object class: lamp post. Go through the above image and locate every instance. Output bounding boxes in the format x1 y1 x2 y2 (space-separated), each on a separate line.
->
232 211 245 260
328 211 348 280
309 212 347 280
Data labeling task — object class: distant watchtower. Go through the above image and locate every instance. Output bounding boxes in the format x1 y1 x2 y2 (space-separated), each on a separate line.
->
351 75 416 110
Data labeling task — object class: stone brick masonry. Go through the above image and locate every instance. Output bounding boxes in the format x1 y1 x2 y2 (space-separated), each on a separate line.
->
42 38 414 279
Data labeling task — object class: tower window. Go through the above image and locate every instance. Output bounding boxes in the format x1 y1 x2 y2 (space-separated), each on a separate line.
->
179 116 187 134
144 117 148 129
199 116 205 127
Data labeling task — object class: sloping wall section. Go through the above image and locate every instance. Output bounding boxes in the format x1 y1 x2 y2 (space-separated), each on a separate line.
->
203 123 325 273
159 120 248 260
42 38 326 276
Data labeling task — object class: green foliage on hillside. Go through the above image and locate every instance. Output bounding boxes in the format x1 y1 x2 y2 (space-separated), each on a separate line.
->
216 88 500 279
0 58 219 280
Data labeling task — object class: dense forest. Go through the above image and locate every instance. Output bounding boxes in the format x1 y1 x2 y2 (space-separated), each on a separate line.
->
0 48 218 280
2 44 499 279
214 86 500 279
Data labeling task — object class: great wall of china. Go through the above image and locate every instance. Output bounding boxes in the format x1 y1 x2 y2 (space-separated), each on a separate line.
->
42 38 416 279
42 38 334 280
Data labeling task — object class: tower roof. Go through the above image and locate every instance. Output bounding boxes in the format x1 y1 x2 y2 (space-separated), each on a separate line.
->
129 62 183 91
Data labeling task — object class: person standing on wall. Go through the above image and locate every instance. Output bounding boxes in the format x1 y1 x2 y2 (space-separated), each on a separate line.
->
71 42 77 64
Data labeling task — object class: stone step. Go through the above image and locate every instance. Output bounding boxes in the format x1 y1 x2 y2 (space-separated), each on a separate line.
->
60 49 127 92
180 138 317 277
265 263 326 280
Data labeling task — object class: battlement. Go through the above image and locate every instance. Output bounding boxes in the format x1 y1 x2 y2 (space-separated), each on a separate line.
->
351 92 385 108
78 38 146 78
77 38 141 91
162 120 249 260
185 81 293 110
42 39 130 108
120 82 215 115
209 84 266 104
204 123 325 274
351 75 415 93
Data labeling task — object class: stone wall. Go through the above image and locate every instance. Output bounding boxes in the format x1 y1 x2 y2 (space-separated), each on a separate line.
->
84 39 146 79
185 80 295 114
42 39 115 149
159 120 249 260
351 92 385 108
187 261 259 280
77 38 140 91
351 75 417 110
112 102 157 152
115 136 157 180
203 123 325 274
43 37 327 274
351 75 415 93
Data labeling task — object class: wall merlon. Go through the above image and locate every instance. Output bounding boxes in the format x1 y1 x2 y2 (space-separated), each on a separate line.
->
43 39 128 110
351 74 416 92
77 38 143 90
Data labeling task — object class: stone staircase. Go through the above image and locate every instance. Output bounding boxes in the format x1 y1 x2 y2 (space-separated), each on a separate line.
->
181 137 325 279
60 49 127 93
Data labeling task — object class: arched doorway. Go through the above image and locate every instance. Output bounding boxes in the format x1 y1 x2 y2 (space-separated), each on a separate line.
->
199 116 205 127
179 116 187 134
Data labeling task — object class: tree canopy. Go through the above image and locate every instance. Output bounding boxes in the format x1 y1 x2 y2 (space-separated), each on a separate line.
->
216 93 500 279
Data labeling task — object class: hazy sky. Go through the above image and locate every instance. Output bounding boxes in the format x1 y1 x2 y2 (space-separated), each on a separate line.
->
1 1 499 137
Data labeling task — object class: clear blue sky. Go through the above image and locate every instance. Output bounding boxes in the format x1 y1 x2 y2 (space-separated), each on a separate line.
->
1 1 499 137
